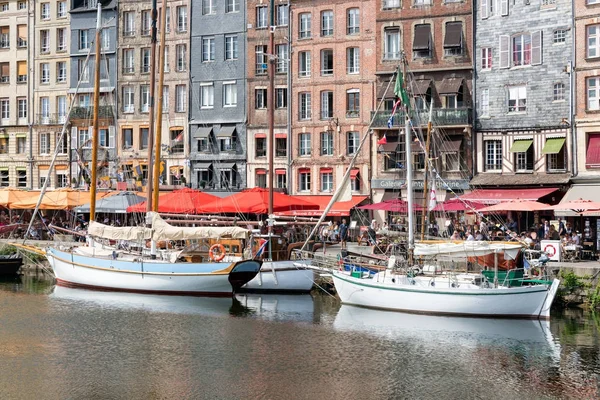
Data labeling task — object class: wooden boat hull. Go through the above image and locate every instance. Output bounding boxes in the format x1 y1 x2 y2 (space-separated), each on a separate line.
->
47 247 261 296
0 254 23 275
241 261 315 293
332 271 560 319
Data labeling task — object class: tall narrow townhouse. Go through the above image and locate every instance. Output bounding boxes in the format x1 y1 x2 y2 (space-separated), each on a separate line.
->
33 0 71 189
572 0 600 211
473 0 572 205
246 0 289 191
290 0 375 208
118 0 190 190
371 0 474 223
0 0 29 188
68 0 118 189
189 0 246 191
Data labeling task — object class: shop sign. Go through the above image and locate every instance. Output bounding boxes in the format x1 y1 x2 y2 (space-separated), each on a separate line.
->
371 179 470 190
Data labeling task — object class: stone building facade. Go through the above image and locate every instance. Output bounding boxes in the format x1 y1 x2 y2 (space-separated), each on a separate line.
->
289 0 375 197
473 0 572 192
371 0 474 222
0 0 30 188
189 0 247 191
117 0 190 190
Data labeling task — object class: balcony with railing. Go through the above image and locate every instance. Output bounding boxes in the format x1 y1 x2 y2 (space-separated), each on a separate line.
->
371 108 472 128
36 113 67 125
70 106 114 120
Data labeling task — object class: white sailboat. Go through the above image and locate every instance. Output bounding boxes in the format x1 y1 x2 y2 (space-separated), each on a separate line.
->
17 3 261 296
308 65 560 319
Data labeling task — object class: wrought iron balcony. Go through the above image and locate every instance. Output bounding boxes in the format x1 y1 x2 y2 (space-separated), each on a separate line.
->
70 106 114 120
370 107 472 128
36 113 67 125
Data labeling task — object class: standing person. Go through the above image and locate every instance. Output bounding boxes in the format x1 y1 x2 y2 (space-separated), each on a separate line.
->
537 220 546 242
479 218 489 240
339 219 348 250
558 218 566 236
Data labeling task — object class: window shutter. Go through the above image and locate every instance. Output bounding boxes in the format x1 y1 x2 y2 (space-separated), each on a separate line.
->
71 127 78 149
481 0 489 19
108 126 116 148
501 0 509 16
531 31 542 65
499 35 510 69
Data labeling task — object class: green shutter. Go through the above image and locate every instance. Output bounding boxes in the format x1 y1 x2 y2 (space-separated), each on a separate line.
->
509 139 533 153
541 138 565 154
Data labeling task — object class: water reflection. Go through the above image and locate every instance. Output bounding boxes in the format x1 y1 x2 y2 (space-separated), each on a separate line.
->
235 293 314 322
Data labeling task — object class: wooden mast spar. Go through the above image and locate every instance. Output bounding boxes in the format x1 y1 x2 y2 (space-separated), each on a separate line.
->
89 3 102 221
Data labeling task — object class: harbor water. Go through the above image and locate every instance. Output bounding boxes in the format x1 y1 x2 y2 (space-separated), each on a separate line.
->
1 273 599 400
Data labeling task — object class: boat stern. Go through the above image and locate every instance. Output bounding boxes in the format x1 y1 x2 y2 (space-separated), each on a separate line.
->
228 260 262 292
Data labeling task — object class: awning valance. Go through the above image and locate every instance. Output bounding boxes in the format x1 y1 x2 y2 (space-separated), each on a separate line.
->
542 138 565 154
256 169 266 175
275 169 286 175
320 168 333 173
217 126 235 138
509 139 533 153
194 162 212 171
350 168 359 178
254 133 266 138
438 78 463 94
458 188 559 205
275 133 287 139
217 162 236 170
413 79 432 96
194 127 212 138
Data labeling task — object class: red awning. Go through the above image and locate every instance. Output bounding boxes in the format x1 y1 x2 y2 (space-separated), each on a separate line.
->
127 188 219 214
275 169 286 175
320 168 333 173
350 169 359 178
196 188 319 214
275 195 368 217
275 133 287 139
298 168 310 173
586 134 600 168
256 169 266 175
254 133 266 138
458 188 559 205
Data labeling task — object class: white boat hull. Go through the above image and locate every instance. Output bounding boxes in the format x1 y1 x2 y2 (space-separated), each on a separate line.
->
242 261 315 292
332 271 560 319
47 247 260 296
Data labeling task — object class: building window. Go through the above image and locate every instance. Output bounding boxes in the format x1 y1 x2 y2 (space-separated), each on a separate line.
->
123 49 134 73
276 44 288 73
413 24 432 59
481 47 492 70
299 51 311 77
17 170 27 187
170 130 184 154
18 98 27 119
123 11 135 36
17 25 26 48
40 97 50 123
320 91 333 120
40 30 49 53
0 98 8 120
276 171 287 188
255 88 267 109
57 28 67 52
56 62 67 83
299 133 311 156
79 29 89 50
299 13 311 39
321 131 333 156
202 0 215 15
383 0 401 8
226 0 239 13
347 47 360 74
16 61 26 83
201 83 214 109
485 140 502 171
223 82 237 107
481 88 489 117
384 28 400 60
57 96 66 123
276 137 287 157
413 152 426 171
512 34 532 66
299 92 311 120
225 35 238 60
141 10 151 35
321 171 333 192
347 8 359 35
320 49 333 76
41 3 50 20
78 128 90 148
276 88 287 109
589 25 600 58
256 170 267 188
101 29 110 50
347 131 359 155
299 170 311 192
277 4 289 26
547 142 566 172
122 86 134 113
588 77 600 110
177 6 187 33
553 29 566 44
162 85 169 113
40 63 50 84
508 86 526 113
255 45 267 75
159 7 171 33
122 128 133 149
17 136 26 154
255 137 266 157
219 137 234 152
57 1 67 18
346 90 360 118
140 127 149 150
0 62 7 83
175 85 186 112
198 137 210 153
443 22 463 57
256 6 268 28
56 173 68 188
201 38 214 62
553 83 565 102
141 47 150 73
0 2 7 12
164 46 170 72
176 44 187 70
40 133 51 154
140 85 150 112
513 141 534 172
321 11 333 36
443 152 460 172
78 59 89 82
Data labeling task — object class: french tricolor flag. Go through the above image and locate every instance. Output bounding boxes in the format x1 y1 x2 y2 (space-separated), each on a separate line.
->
255 239 269 258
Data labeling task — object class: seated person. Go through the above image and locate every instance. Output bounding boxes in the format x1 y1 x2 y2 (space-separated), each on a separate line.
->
571 232 581 246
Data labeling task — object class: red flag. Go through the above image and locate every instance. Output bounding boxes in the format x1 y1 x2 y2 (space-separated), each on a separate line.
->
377 134 388 145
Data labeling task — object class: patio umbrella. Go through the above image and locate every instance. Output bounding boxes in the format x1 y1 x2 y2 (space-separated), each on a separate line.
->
358 199 424 212
545 198 600 214
196 188 320 214
127 188 219 214
75 192 146 214
432 199 486 212
478 199 550 213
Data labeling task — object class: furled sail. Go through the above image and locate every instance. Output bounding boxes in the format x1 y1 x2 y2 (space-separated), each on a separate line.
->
88 222 152 241
150 212 249 240
414 242 523 259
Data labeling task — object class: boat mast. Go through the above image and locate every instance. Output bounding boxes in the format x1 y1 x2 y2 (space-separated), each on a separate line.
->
153 0 167 210
145 0 159 211
89 3 102 221
267 0 275 258
402 60 414 265
420 104 434 240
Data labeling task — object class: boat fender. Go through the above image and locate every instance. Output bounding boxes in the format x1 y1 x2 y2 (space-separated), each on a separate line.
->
209 244 226 262
451 282 458 288
410 279 416 285
430 280 435 287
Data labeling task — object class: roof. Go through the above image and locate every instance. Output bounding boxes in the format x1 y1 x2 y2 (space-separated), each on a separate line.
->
470 173 571 187
459 187 560 204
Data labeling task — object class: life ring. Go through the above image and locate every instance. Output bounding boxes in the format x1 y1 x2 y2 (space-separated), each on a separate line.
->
209 244 226 262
